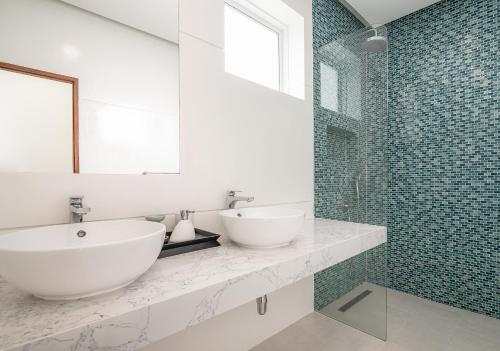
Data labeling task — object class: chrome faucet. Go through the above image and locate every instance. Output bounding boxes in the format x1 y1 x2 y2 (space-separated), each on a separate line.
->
227 190 254 209
69 196 91 223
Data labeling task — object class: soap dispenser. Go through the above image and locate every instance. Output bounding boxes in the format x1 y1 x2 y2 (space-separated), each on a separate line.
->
169 210 196 243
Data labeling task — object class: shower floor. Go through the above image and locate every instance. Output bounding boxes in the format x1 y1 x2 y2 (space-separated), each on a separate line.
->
252 288 500 351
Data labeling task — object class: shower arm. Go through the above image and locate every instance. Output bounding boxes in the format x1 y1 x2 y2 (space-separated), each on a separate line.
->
365 27 379 37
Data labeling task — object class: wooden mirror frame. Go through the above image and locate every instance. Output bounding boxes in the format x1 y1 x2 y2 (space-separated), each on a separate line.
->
0 62 80 173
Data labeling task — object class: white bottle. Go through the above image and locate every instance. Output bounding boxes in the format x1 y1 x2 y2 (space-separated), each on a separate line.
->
169 210 196 242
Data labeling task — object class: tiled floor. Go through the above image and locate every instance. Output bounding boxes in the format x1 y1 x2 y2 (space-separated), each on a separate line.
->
252 289 500 351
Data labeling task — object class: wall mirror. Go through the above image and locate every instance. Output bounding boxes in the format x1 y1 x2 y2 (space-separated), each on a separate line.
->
0 0 179 175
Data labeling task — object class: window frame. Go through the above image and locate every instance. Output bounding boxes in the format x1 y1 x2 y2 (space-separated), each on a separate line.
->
224 0 289 92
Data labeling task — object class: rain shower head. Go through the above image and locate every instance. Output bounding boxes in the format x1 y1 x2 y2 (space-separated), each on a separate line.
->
361 35 388 52
361 27 388 52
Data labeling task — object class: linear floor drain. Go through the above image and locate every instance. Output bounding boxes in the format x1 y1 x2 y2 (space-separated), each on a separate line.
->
338 290 372 312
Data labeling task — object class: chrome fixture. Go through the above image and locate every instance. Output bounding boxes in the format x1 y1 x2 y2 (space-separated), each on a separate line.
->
256 295 268 315
341 200 349 212
69 196 91 223
180 210 195 220
341 200 351 221
227 190 254 209
76 230 87 238
361 26 388 52
354 169 363 204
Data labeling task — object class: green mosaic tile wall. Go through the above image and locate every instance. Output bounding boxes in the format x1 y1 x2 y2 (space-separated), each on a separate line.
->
312 0 363 48
387 0 499 319
313 0 499 319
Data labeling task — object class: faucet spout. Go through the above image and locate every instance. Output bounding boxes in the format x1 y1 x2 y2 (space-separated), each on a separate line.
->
227 191 254 209
69 196 91 223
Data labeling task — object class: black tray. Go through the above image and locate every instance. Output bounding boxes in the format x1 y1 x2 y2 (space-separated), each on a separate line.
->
158 228 220 258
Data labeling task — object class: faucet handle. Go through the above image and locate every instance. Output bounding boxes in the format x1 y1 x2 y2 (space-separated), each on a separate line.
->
227 190 242 196
71 207 91 214
69 195 84 205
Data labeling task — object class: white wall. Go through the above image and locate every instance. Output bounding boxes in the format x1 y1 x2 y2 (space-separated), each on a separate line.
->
0 0 314 348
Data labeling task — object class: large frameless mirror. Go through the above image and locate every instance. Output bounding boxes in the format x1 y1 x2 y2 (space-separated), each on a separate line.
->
0 0 179 175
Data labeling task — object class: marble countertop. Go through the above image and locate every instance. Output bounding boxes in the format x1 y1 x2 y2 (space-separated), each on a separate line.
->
0 219 386 351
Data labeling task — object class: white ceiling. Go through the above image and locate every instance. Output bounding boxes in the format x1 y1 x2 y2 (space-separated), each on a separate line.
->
60 0 178 43
343 0 442 26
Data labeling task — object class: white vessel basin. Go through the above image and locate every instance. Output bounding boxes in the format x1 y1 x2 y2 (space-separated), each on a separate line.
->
220 207 305 248
0 220 165 300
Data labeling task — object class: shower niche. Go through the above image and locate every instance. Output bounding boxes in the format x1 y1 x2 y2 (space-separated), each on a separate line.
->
325 126 363 222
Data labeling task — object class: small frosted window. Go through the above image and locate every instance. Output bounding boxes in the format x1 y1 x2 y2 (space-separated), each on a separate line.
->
224 3 280 91
320 62 339 112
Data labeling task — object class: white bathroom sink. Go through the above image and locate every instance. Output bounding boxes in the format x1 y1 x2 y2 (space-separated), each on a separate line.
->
0 220 165 300
219 207 305 248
